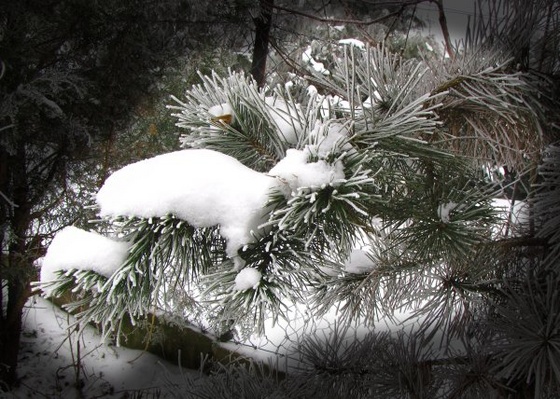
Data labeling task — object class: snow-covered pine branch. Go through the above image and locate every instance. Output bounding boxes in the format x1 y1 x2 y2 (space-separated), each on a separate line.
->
37 39 556 366
168 71 317 172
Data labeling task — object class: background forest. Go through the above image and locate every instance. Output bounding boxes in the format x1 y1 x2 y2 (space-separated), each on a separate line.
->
1 0 559 398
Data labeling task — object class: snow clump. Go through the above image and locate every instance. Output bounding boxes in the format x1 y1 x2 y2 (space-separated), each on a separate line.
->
344 249 376 274
268 121 353 196
96 149 278 261
302 46 330 75
234 268 262 290
437 202 458 223
269 149 345 195
207 102 235 128
338 38 366 49
308 122 354 158
40 226 130 296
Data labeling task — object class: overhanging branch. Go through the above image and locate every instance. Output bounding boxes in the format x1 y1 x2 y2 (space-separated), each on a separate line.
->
272 1 423 26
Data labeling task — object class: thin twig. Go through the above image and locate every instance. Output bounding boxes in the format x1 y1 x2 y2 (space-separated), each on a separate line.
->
0 190 18 208
272 2 415 26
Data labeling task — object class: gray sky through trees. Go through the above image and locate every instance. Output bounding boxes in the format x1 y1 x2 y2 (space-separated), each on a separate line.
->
417 0 475 43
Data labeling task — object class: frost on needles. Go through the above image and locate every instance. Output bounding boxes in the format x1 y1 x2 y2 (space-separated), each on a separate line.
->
36 43 550 353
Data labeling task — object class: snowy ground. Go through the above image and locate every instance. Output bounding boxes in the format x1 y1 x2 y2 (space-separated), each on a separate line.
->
5 295 414 399
4 296 196 399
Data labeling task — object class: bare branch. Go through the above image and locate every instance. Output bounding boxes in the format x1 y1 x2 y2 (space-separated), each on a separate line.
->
431 0 455 59
0 191 18 208
272 1 422 26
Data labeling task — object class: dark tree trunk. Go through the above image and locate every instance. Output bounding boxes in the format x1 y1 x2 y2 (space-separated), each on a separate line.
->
0 145 33 390
251 0 274 88
0 275 29 390
433 0 454 59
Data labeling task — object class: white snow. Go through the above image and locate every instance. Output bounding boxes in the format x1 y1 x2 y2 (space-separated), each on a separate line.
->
338 38 366 49
208 102 235 125
234 268 262 291
492 198 530 236
265 96 302 145
306 85 318 97
267 124 350 194
344 249 377 274
11 296 191 399
309 122 353 158
437 201 458 223
96 149 278 261
268 149 345 195
39 226 130 296
319 94 352 117
302 46 330 75
362 90 382 108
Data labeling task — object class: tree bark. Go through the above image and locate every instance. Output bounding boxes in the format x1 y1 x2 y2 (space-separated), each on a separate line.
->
251 0 274 88
0 275 29 389
0 145 33 390
433 0 454 59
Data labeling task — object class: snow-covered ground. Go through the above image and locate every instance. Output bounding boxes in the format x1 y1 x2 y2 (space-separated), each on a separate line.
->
5 296 195 399
7 290 420 398
6 296 394 398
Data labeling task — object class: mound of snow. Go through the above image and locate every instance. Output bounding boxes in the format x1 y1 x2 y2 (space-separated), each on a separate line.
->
97 149 278 260
40 226 130 295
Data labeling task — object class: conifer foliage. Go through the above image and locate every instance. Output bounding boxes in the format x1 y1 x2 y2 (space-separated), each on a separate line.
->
39 4 559 397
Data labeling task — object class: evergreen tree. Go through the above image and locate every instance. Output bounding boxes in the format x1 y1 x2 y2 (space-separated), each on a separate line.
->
0 0 261 388
38 0 559 397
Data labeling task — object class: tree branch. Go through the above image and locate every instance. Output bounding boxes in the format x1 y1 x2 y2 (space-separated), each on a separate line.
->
272 2 422 26
431 0 455 59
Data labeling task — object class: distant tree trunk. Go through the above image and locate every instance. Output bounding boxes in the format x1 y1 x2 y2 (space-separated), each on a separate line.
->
432 0 454 59
251 0 274 88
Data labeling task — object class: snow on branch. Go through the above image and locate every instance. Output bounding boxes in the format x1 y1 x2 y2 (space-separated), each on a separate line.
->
96 149 277 262
39 226 130 297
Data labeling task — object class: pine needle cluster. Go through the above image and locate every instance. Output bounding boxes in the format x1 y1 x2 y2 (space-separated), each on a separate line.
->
40 2 560 395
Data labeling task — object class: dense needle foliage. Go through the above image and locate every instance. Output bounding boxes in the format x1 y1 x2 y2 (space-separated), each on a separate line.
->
40 1 560 397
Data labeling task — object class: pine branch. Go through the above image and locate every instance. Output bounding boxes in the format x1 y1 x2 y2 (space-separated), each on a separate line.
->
169 71 320 172
41 214 228 339
431 48 545 171
534 144 560 266
489 268 560 397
